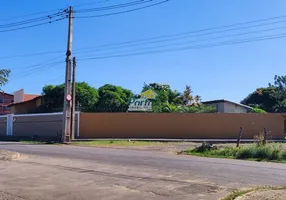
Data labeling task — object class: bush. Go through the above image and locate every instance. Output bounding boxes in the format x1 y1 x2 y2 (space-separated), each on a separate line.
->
186 143 286 162
235 148 254 159
253 146 273 160
193 142 216 153
250 107 267 113
281 151 286 160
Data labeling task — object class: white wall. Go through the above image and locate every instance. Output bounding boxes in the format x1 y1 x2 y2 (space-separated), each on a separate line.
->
13 89 24 103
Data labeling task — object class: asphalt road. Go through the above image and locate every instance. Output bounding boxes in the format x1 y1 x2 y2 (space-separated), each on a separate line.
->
0 142 285 200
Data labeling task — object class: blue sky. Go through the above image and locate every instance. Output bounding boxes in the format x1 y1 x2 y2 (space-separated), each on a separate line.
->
1 0 286 102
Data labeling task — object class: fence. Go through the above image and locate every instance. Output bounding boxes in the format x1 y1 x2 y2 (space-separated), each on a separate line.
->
79 113 285 139
0 112 80 140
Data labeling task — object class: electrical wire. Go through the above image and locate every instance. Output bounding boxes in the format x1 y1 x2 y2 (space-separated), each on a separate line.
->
3 12 286 58
77 32 286 61
75 0 152 13
75 0 169 18
0 11 67 28
0 17 67 33
73 24 286 55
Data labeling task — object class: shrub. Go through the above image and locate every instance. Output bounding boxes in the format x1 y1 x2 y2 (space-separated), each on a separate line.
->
193 142 216 153
235 148 254 159
281 150 286 160
250 107 267 113
253 146 273 160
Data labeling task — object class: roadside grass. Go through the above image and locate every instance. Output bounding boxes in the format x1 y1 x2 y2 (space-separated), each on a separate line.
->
20 140 61 145
221 186 286 200
184 143 286 163
72 140 166 147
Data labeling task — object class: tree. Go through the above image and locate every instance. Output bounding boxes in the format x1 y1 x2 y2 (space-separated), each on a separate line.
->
42 82 99 112
241 75 286 113
0 69 10 89
182 85 193 105
96 84 133 112
241 87 277 112
142 83 205 113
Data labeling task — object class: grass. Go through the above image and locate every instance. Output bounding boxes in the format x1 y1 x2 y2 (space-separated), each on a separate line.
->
21 140 164 147
20 140 60 144
184 143 286 163
221 186 286 200
71 140 166 147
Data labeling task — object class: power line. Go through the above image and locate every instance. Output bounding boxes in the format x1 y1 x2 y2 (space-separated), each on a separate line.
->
75 0 169 18
0 17 66 33
2 13 286 58
75 0 152 13
73 0 111 8
0 11 67 28
73 25 286 55
77 33 286 61
0 8 67 22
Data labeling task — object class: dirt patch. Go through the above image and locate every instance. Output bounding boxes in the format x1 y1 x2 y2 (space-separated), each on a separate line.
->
0 150 21 161
236 189 286 200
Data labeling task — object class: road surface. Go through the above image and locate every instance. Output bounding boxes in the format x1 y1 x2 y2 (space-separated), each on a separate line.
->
0 142 285 200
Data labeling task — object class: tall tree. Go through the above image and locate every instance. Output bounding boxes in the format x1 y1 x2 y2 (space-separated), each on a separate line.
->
42 82 99 112
96 84 133 112
241 87 277 112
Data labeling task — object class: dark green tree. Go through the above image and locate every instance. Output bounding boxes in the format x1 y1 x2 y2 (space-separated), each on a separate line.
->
241 87 277 112
96 84 133 112
42 82 99 112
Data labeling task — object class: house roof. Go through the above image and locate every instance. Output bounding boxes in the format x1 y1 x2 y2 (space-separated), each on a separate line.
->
8 95 43 107
0 92 13 96
202 99 253 109
24 94 40 101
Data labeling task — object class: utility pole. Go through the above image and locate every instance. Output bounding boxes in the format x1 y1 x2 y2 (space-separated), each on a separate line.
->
70 57 76 140
62 6 73 143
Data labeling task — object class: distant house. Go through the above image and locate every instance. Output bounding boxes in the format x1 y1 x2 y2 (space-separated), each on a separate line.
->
7 89 43 114
202 99 252 113
0 92 14 115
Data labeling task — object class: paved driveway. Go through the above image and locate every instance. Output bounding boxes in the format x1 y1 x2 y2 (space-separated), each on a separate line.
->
0 142 285 200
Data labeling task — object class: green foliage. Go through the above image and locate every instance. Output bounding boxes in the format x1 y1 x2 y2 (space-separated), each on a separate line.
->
42 82 99 112
193 142 217 152
187 143 286 162
241 87 277 112
96 84 133 112
0 69 10 89
242 75 286 113
142 83 207 113
250 107 267 113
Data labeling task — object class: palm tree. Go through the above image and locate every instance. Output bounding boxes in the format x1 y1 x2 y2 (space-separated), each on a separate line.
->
0 69 10 88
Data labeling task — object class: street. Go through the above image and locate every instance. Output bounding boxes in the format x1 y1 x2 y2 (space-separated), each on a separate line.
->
0 142 285 200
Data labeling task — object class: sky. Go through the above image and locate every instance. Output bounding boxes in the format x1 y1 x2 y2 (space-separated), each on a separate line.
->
1 0 286 102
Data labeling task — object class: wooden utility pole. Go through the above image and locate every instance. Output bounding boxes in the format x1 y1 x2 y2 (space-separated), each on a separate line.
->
70 57 76 140
62 6 73 143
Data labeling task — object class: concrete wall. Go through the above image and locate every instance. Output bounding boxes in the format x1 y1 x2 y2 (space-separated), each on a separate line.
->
79 113 285 139
0 117 7 136
4 113 79 139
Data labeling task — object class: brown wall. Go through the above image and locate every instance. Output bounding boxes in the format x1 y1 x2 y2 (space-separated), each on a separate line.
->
80 113 285 139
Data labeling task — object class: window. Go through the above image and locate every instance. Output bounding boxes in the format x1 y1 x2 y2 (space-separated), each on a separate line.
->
0 97 3 103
